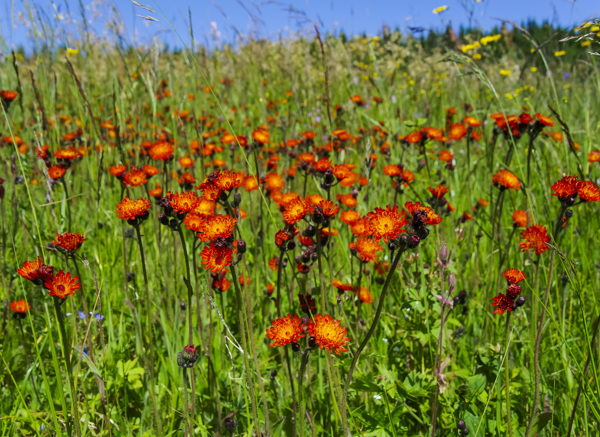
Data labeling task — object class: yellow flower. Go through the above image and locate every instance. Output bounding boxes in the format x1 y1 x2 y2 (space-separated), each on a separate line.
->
433 5 448 14
66 47 79 56
473 53 482 60
531 67 537 72
581 41 592 47
592 25 600 32
500 69 511 76
554 50 566 57
481 34 501 45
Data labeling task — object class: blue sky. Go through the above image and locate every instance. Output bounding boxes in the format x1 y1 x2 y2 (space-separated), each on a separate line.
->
1 0 599 51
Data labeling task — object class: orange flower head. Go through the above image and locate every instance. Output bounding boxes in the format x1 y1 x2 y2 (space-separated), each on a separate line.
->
52 232 85 253
282 197 311 224
355 287 374 304
317 200 339 218
1 90 18 101
306 314 350 355
405 201 442 225
123 168 148 187
149 141 174 161
439 150 454 162
143 165 159 177
252 128 270 145
10 300 31 314
45 270 80 299
331 280 354 292
405 130 422 144
116 197 152 221
551 175 578 201
587 150 600 163
576 180 600 202
183 212 205 232
448 123 467 141
350 217 371 238
179 156 194 168
48 165 66 180
243 175 259 191
492 169 521 190
315 157 332 172
193 199 216 216
167 191 201 214
54 147 80 160
200 244 233 273
535 113 554 127
512 210 528 228
197 214 237 241
348 238 382 263
336 193 358 208
266 314 306 347
463 116 482 127
491 293 514 315
428 185 450 199
400 170 415 185
340 210 361 226
263 172 285 192
367 205 408 242
17 256 54 284
503 268 526 284
333 164 354 181
109 164 127 178
383 164 402 177
519 225 550 256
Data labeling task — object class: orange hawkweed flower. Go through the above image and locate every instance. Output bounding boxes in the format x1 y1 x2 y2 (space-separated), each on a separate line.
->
428 185 450 199
439 150 454 162
463 116 482 127
48 165 66 180
355 287 374 304
336 193 358 208
404 201 442 225
535 113 554 126
367 205 408 242
17 256 54 284
512 210 528 228
116 197 152 221
340 210 360 225
45 270 80 299
588 150 600 163
243 175 259 191
448 123 467 141
266 314 306 347
183 212 205 232
200 244 233 273
52 232 85 253
282 197 311 224
10 300 30 314
492 169 521 190
216 170 244 191
149 141 174 161
123 168 148 187
405 131 422 144
54 147 80 160
317 200 339 218
143 165 159 177
193 199 216 216
383 164 402 177
348 238 382 263
331 279 354 292
306 314 350 355
1 90 18 101
196 214 237 241
263 172 285 192
576 180 600 202
491 293 514 315
519 225 550 255
503 268 526 284
179 156 194 168
551 175 578 201
350 217 371 237
167 191 201 214
109 164 127 178
333 164 354 181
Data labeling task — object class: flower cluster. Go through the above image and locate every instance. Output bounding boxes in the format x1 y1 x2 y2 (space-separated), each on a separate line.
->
492 268 526 314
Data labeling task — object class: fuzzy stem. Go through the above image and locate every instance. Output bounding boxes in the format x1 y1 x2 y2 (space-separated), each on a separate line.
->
53 296 82 437
341 248 405 436
430 265 447 437
298 349 312 437
504 312 513 435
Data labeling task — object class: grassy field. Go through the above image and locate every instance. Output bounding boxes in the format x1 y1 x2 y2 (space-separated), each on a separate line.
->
2 9 600 437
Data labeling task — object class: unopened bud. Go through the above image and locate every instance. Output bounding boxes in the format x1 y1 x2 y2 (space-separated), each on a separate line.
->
439 243 450 264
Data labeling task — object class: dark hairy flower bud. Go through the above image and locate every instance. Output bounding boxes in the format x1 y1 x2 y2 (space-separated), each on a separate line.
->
513 296 526 308
308 336 317 348
458 420 466 430
291 342 301 352
158 213 169 226
287 241 296 251
237 240 247 254
304 225 316 237
177 345 199 368
270 369 277 380
407 234 420 249
565 209 573 219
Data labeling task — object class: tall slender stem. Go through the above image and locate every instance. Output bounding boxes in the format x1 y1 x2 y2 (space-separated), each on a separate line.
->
430 265 447 437
504 312 513 435
341 249 405 436
298 349 312 437
53 297 82 437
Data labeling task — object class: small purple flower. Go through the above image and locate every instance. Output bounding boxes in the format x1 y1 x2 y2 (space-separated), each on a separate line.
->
353 77 359 84
365 103 370 109
322 135 328 141
78 311 86 319
315 116 321 122
308 112 313 117
391 95 397 104
316 108 321 113
564 72 569 79
94 313 105 321
220 115 225 121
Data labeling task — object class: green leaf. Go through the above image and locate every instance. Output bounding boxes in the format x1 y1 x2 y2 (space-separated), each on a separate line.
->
73 346 103 380
528 412 553 435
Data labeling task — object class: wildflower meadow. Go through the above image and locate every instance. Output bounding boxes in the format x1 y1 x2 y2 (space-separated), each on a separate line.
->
2 2 600 436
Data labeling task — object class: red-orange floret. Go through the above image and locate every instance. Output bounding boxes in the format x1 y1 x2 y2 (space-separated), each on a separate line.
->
519 225 550 255
367 205 408 242
306 314 350 355
266 314 306 347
